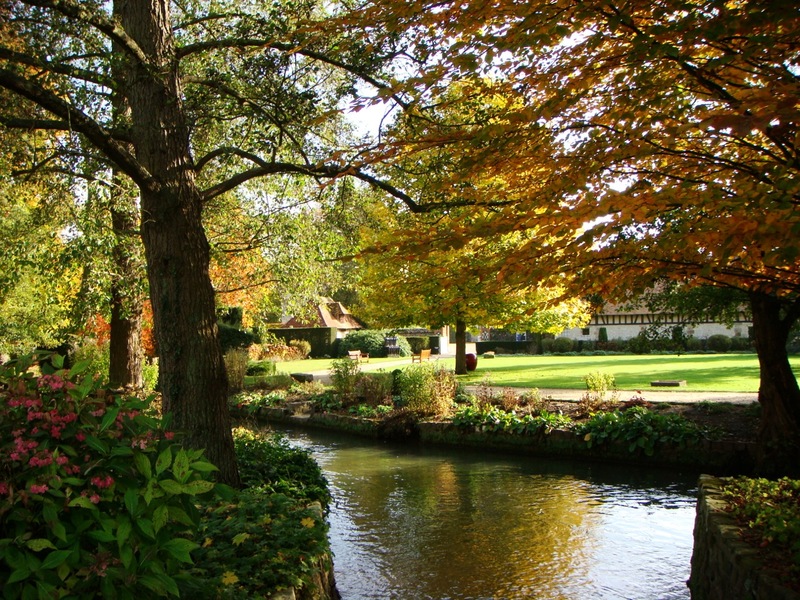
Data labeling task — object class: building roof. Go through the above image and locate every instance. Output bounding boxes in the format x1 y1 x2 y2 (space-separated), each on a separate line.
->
282 298 365 330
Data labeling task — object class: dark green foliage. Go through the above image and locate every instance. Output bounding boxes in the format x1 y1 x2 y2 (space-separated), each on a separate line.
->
218 323 257 353
406 336 430 354
246 360 277 376
576 406 715 456
185 430 332 598
232 430 330 507
598 327 609 344
706 334 732 353
339 329 389 357
722 477 800 577
453 404 572 435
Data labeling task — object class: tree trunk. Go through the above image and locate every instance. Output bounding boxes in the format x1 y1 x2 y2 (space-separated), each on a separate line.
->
454 318 467 375
108 201 144 389
750 291 800 476
117 0 240 486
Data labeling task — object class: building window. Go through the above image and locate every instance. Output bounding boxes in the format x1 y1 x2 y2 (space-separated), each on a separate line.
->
581 327 590 336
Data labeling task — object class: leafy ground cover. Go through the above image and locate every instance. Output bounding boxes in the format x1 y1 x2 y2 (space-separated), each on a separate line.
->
0 355 333 600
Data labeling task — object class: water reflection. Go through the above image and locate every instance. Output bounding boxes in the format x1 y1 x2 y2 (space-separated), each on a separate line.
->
268 426 696 600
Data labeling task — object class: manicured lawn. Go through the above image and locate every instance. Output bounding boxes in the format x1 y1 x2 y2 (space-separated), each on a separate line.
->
270 353 799 392
461 353 799 392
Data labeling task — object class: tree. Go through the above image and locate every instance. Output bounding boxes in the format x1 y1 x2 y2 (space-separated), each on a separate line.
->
339 0 800 473
0 0 422 484
359 214 589 373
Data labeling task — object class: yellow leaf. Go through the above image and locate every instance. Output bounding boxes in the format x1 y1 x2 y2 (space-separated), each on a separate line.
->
221 571 239 586
232 532 251 546
202 537 213 548
301 516 316 529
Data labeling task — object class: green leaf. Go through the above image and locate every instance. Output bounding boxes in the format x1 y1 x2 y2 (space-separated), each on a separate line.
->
68 496 98 510
67 359 91 377
124 488 139 516
183 480 215 496
189 460 218 473
117 517 132 548
7 567 31 584
172 449 189 483
134 453 152 479
161 539 198 564
140 573 179 597
51 522 67 543
40 549 71 570
25 539 56 552
137 519 155 540
83 435 109 455
155 447 173 476
120 544 134 570
158 480 185 495
166 507 195 527
153 505 168 533
88 530 116 543
100 407 120 432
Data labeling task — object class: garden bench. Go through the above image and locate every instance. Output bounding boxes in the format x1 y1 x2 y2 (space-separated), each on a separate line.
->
411 348 432 363
347 350 369 363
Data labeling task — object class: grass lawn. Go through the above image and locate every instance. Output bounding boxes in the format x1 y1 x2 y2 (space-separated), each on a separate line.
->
460 353 800 392
268 353 800 393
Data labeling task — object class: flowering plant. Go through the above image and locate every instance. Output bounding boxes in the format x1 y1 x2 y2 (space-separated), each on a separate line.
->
0 353 220 599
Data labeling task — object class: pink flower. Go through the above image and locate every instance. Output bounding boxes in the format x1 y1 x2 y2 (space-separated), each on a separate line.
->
29 484 48 494
75 432 86 442
89 493 100 504
0 482 9 495
90 475 114 489
56 455 69 466
164 431 175 440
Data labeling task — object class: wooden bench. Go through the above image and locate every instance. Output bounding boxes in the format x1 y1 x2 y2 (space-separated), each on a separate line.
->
347 350 369 363
411 348 432 363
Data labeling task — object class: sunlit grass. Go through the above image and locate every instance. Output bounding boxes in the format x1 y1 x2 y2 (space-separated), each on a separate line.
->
268 352 799 393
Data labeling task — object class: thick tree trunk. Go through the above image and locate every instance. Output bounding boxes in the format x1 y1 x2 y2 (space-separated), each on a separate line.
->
750 292 800 476
108 181 144 389
118 0 240 486
454 318 467 375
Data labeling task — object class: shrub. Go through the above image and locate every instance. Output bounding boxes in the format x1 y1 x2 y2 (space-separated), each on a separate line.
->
288 339 311 359
329 358 362 403
338 330 388 358
579 371 619 414
406 337 430 354
217 323 257 353
246 360 277 377
0 354 220 599
354 372 394 405
552 337 574 353
396 364 454 416
576 406 713 456
706 334 732 353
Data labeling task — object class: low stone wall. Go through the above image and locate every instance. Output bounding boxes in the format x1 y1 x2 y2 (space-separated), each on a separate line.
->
689 475 799 600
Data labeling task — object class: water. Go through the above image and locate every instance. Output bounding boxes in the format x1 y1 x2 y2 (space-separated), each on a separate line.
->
271 426 697 600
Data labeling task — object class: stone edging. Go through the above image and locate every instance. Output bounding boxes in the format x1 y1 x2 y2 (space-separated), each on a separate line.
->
689 475 800 600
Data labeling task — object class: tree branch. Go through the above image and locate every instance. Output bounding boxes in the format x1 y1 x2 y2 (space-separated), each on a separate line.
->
0 67 156 193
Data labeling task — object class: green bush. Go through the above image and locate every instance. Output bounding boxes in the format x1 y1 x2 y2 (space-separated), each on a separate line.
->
406 337 430 354
707 334 732 352
246 360 277 377
218 323 257 353
396 364 455 416
552 337 574 353
338 330 387 357
0 354 221 599
575 406 714 456
329 358 361 402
